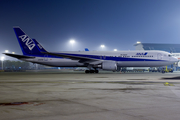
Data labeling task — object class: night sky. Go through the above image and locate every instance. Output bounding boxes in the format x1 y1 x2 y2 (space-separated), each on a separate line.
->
1 0 180 55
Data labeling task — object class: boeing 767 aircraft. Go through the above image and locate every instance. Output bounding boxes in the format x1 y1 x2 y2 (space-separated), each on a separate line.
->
4 27 178 73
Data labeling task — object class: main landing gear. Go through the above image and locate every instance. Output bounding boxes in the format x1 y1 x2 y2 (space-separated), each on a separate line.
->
85 65 99 74
85 70 99 73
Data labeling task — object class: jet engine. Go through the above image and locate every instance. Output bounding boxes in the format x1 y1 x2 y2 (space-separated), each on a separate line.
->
101 61 117 71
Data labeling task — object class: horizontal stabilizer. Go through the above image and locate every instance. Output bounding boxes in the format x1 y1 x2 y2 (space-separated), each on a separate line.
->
4 53 35 59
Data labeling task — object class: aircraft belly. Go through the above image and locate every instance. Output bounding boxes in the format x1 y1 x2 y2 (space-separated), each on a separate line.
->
117 61 172 67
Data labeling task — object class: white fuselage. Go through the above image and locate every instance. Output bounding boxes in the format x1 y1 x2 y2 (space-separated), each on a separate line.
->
20 50 178 68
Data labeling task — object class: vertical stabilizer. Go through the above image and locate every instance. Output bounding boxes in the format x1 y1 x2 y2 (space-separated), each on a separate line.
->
13 27 43 55
32 39 47 53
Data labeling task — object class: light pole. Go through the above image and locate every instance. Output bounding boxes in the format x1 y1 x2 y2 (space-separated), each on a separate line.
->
100 45 105 51
1 57 4 70
70 39 75 51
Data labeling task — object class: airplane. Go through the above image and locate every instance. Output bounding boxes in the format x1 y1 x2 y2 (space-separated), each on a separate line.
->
4 27 178 73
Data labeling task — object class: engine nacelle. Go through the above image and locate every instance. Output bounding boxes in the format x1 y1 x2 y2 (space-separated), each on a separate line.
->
101 61 117 71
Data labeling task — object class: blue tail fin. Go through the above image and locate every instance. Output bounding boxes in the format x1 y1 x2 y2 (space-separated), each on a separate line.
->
13 27 44 56
32 39 47 53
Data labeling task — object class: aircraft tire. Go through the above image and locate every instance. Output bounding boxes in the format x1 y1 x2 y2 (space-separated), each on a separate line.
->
95 70 99 73
85 70 89 73
90 70 94 73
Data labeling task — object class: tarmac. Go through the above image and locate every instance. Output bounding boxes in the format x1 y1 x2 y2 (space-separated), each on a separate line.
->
1 70 180 120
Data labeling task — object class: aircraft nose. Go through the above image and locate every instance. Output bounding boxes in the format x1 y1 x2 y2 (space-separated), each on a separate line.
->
173 57 178 62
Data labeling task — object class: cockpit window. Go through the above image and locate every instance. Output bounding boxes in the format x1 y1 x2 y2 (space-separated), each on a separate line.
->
168 54 172 57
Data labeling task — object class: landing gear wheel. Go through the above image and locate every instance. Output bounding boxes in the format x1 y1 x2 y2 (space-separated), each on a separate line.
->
90 70 95 73
85 70 89 73
95 70 99 73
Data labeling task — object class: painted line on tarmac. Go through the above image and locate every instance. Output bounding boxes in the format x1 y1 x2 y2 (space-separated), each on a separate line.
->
164 82 174 86
168 86 180 98
163 83 180 98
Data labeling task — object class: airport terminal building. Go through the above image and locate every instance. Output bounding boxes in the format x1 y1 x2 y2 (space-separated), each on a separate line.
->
134 43 180 53
134 42 180 71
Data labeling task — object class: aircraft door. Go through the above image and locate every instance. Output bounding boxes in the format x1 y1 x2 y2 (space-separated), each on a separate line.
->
157 53 162 60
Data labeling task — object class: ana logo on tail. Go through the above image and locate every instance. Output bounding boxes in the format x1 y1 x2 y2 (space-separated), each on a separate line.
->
19 35 35 50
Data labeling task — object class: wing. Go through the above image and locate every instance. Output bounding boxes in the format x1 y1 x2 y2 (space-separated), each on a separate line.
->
42 52 102 64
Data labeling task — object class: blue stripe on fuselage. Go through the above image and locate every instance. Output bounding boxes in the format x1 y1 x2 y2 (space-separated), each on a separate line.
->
57 53 163 61
29 53 165 61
